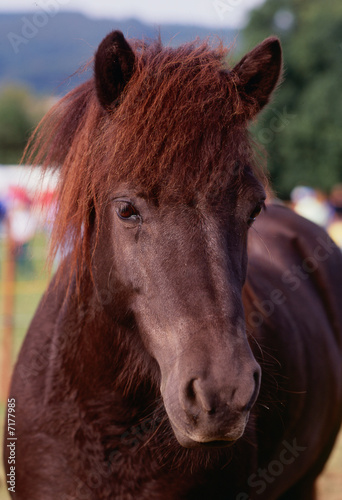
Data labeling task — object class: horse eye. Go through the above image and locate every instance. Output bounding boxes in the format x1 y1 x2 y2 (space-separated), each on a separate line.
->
117 202 140 221
248 203 264 226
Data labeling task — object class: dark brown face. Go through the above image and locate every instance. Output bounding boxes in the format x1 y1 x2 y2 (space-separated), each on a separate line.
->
90 30 282 449
93 171 265 449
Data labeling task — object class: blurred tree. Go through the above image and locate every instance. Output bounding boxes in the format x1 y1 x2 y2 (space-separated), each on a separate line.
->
243 0 342 198
0 86 48 164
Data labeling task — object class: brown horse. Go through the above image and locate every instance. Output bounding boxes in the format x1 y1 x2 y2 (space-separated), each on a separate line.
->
4 31 342 499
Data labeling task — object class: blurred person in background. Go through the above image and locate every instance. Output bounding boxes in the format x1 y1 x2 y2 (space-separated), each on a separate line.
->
328 185 342 251
0 197 6 230
290 186 332 228
7 186 38 276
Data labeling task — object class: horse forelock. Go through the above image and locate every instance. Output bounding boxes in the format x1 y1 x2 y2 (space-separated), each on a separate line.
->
102 39 259 198
24 38 266 281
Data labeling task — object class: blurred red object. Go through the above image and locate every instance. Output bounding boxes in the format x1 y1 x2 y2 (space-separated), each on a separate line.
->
8 185 31 205
37 190 56 208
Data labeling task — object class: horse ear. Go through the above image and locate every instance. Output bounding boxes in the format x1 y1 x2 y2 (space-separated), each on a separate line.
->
233 37 282 119
94 30 135 110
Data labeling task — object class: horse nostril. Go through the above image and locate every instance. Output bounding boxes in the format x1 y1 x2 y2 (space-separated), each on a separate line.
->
192 379 217 414
185 378 196 402
245 367 261 412
182 367 261 416
183 378 215 414
181 378 203 423
253 368 260 387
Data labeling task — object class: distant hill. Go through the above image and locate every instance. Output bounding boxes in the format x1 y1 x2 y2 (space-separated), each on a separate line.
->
0 12 238 96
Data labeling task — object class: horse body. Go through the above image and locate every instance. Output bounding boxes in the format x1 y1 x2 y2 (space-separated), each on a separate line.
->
245 204 342 499
4 31 342 499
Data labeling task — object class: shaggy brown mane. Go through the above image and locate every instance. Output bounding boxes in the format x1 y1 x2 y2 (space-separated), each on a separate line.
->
24 38 265 280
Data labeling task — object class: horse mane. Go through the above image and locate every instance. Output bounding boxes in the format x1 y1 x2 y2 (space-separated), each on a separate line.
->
24 37 267 282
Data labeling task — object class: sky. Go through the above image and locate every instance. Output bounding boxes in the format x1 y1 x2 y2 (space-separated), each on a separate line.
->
0 0 265 28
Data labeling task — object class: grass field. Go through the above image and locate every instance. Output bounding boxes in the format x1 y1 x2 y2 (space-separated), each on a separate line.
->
0 232 341 499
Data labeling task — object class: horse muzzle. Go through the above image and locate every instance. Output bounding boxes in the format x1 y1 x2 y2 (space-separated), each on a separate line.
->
161 358 261 449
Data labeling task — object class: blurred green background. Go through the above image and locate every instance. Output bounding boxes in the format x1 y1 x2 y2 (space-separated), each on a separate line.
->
245 0 342 198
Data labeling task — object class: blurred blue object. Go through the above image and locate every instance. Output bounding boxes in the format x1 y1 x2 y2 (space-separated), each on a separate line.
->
0 199 6 222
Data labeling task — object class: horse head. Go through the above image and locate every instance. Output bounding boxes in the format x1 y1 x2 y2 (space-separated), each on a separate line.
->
89 31 282 449
36 31 282 449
